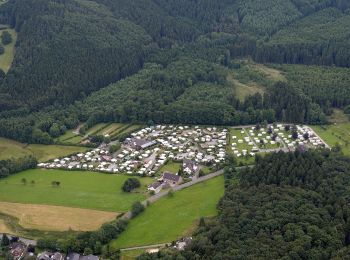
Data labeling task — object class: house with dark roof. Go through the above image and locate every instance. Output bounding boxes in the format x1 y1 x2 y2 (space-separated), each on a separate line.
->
148 181 162 194
183 159 198 175
162 172 182 187
125 138 157 150
10 242 26 260
65 253 99 260
37 251 64 260
66 253 80 260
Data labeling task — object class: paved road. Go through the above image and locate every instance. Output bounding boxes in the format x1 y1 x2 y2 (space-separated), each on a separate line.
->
120 243 168 251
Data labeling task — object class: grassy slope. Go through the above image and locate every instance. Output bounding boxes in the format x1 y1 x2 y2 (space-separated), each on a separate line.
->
312 123 350 156
0 137 32 159
0 28 17 72
0 137 88 162
0 169 153 212
27 144 88 162
112 176 224 248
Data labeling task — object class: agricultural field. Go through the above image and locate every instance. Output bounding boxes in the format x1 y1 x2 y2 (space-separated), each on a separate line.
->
0 202 118 232
95 123 125 136
0 28 17 72
0 169 153 212
111 176 224 249
55 123 142 145
55 130 83 145
0 137 88 162
312 123 350 156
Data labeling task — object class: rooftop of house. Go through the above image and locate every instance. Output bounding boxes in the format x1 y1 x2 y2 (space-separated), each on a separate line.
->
163 172 181 182
149 181 162 189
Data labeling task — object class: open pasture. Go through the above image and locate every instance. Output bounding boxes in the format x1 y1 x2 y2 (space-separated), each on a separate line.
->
0 201 118 232
0 137 32 159
111 176 224 249
0 169 153 212
0 138 88 162
312 123 350 155
27 144 88 162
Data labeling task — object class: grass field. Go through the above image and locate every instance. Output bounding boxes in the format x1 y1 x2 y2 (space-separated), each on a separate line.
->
228 74 265 101
0 137 88 162
157 161 181 175
0 169 153 212
27 144 88 162
0 138 32 159
86 123 109 136
111 176 224 249
55 130 82 144
0 28 17 73
312 123 350 155
0 202 118 232
96 123 125 136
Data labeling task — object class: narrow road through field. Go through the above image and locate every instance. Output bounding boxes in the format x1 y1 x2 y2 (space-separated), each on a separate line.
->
120 243 168 251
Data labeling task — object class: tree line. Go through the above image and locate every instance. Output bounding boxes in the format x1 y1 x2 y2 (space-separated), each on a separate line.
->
0 155 37 179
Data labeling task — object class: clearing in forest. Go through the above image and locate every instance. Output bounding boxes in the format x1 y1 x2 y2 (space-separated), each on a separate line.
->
0 28 17 72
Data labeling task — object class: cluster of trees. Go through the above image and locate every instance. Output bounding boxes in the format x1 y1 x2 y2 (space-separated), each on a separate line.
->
139 150 350 259
0 155 37 178
37 218 128 258
122 178 141 192
0 0 151 110
0 234 12 259
131 201 145 218
1 30 11 45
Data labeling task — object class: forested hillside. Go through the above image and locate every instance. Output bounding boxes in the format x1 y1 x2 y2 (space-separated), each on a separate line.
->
0 0 152 109
139 151 350 259
0 0 350 143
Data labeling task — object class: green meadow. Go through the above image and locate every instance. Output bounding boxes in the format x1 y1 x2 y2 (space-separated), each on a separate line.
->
312 123 350 155
0 169 153 212
111 176 224 249
0 28 17 72
0 137 88 162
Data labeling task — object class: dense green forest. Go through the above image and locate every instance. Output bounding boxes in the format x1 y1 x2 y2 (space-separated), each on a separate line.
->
139 151 350 259
0 0 350 143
